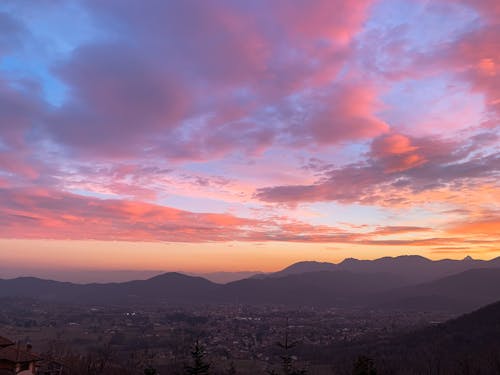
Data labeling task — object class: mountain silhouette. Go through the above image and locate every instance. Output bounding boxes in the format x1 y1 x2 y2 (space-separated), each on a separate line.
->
0 272 220 304
267 255 500 284
2 257 500 312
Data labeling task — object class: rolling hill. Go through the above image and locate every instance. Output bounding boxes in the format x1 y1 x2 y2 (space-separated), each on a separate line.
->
0 272 220 305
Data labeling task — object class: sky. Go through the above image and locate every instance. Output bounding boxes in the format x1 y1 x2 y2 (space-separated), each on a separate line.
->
0 0 499 275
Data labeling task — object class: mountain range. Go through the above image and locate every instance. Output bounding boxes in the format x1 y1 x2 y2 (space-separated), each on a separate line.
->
1 255 500 312
262 254 500 283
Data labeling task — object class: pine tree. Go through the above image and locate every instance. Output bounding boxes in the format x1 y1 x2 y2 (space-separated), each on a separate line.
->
277 329 296 375
185 340 210 375
270 318 307 375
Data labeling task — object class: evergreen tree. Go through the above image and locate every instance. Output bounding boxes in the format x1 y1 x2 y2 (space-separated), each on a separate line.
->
277 333 298 375
185 340 210 375
269 318 307 375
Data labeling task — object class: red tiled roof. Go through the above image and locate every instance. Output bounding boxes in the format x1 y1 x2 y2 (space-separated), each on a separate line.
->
0 337 13 348
0 346 41 363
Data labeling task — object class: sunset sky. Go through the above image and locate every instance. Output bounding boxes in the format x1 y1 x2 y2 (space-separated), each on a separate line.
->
0 0 499 274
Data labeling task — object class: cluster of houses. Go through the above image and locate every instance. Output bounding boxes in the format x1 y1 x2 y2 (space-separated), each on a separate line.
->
0 336 62 375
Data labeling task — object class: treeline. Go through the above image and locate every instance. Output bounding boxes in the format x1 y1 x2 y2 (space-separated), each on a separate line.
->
42 332 500 375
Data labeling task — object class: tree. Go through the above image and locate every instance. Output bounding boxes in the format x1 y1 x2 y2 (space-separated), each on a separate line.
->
268 318 307 375
352 356 377 375
144 366 158 375
185 340 210 375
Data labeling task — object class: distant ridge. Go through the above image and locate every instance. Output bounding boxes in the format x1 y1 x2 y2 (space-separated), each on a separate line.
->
0 268 261 284
2 256 500 313
265 255 500 284
0 272 220 305
190 271 263 284
277 261 337 274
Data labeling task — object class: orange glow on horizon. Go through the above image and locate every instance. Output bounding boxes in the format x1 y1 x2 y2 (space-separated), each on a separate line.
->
1 239 499 274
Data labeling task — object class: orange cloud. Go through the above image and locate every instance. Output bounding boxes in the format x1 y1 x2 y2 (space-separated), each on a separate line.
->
0 187 456 246
448 217 500 235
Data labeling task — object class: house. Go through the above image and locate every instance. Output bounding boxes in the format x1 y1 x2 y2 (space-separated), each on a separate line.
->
0 337 41 375
0 338 13 349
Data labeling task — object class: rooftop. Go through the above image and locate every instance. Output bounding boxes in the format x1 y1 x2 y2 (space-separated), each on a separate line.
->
0 346 41 364
0 337 13 348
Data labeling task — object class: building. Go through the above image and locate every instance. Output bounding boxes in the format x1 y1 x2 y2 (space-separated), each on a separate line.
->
0 337 41 375
0 338 13 350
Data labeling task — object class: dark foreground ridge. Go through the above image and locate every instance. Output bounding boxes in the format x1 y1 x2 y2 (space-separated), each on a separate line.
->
338 299 500 374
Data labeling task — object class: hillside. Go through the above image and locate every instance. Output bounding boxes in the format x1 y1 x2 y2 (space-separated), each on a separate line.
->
377 300 500 374
379 268 500 312
220 270 405 306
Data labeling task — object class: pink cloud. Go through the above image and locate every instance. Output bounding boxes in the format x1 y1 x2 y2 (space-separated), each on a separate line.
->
85 0 374 90
444 25 500 118
256 133 499 205
0 185 496 249
371 133 427 173
0 152 40 180
294 83 389 145
0 187 257 242
371 133 417 156
39 0 380 161
1 0 498 258
0 187 349 243
0 187 441 244
405 2 500 127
